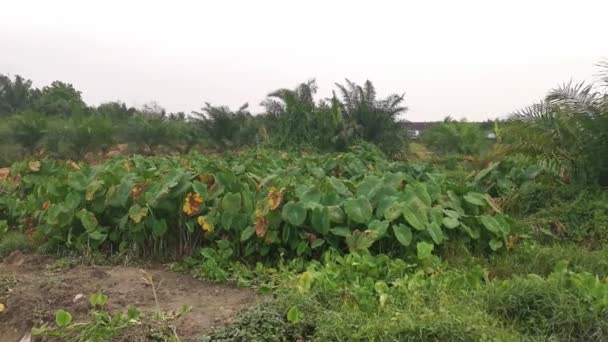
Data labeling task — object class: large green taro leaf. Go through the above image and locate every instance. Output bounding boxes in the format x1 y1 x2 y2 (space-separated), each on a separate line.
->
282 201 308 226
344 196 373 224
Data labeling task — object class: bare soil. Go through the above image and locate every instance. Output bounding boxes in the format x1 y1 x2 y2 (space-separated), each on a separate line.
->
0 252 257 342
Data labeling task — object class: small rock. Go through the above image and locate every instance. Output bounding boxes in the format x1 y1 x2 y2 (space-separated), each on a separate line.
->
73 294 85 303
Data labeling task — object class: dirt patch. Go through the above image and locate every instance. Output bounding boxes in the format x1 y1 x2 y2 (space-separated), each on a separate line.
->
0 252 257 342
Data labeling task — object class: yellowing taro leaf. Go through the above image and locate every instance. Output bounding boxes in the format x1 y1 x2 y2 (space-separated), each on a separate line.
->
131 183 146 201
254 215 268 238
67 160 81 170
0 303 5 312
28 160 41 172
182 192 204 216
268 187 286 210
198 174 215 189
86 180 105 201
197 216 214 233
128 204 148 223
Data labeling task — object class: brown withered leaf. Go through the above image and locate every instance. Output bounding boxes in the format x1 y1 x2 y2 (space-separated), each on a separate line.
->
254 216 268 238
198 173 215 189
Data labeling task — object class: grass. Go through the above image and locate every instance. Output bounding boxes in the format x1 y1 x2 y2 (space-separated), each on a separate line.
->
489 242 608 278
0 231 32 257
485 274 608 340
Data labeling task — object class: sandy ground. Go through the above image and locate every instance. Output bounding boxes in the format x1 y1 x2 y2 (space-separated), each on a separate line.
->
0 252 257 341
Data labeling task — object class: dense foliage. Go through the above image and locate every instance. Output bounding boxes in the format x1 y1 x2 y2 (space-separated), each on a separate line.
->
0 75 408 166
0 145 511 261
504 63 608 186
421 117 490 155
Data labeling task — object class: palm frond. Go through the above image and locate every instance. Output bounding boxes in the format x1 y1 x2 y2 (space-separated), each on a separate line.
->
547 81 600 112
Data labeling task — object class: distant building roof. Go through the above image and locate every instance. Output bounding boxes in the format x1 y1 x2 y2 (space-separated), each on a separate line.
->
400 122 438 130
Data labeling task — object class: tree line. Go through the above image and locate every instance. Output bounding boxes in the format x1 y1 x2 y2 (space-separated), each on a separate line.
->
0 76 408 165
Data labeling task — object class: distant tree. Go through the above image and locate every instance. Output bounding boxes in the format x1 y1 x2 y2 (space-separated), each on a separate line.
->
166 119 200 153
167 111 186 121
33 81 87 116
8 111 48 154
261 79 318 147
193 103 256 149
140 101 166 118
422 121 488 155
96 101 136 119
121 115 172 154
44 115 114 159
334 79 408 154
0 74 34 116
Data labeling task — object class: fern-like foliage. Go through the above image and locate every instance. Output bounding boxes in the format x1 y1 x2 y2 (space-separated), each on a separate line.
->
505 64 608 186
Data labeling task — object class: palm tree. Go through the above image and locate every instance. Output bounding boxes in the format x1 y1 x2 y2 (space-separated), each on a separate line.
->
261 79 318 146
0 74 34 116
505 68 608 185
193 103 256 149
334 79 408 154
422 121 487 155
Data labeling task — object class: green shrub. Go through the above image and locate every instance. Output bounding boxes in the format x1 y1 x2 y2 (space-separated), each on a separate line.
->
525 191 608 247
0 143 22 167
202 303 308 342
421 120 489 156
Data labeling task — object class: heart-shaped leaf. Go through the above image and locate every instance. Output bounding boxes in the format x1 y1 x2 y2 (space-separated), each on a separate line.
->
311 206 330 235
55 309 72 328
368 220 389 237
416 241 434 260
344 196 373 224
282 201 307 226
393 224 412 246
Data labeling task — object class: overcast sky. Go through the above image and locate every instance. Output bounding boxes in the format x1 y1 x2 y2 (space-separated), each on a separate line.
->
2 0 607 121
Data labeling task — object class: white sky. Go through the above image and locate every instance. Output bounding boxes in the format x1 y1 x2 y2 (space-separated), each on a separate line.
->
1 0 607 121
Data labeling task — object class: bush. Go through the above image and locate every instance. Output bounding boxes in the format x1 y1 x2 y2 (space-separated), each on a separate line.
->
202 303 307 342
524 191 608 247
421 121 489 156
0 144 22 167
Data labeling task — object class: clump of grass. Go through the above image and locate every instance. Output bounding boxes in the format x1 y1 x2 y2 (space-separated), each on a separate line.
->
485 272 608 340
202 302 309 342
0 231 32 257
490 243 608 278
